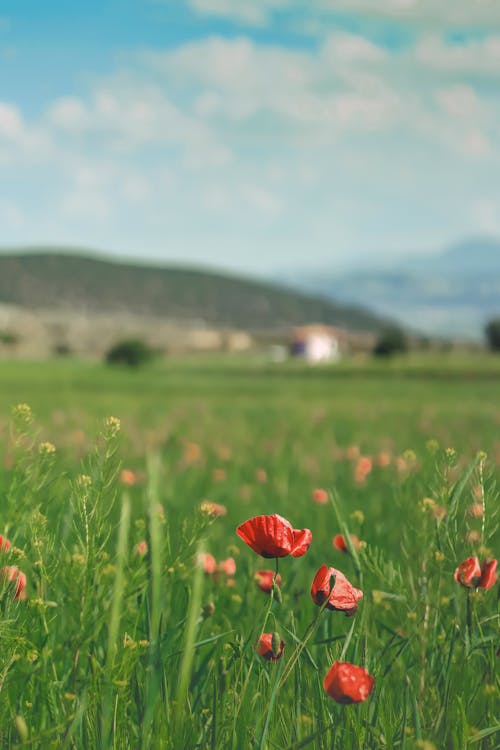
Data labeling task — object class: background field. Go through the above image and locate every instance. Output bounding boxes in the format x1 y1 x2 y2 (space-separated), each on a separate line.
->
0 356 498 749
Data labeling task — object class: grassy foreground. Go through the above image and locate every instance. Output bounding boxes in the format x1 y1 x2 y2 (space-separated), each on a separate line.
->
0 356 498 749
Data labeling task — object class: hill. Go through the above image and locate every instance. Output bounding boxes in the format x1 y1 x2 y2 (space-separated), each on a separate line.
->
0 250 386 332
286 238 500 340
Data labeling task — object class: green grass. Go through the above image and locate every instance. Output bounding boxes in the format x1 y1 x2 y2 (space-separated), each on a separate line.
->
0 356 498 749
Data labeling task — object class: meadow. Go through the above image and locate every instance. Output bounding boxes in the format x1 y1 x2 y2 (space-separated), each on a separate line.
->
0 355 498 749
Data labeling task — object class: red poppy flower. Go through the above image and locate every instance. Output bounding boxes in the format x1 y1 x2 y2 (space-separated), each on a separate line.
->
236 514 312 558
218 557 236 576
135 540 148 557
200 501 227 518
311 565 363 616
0 535 11 553
2 566 26 600
196 553 217 575
255 569 282 593
312 488 329 505
323 661 374 704
454 557 498 589
256 632 285 661
333 533 361 553
119 469 137 486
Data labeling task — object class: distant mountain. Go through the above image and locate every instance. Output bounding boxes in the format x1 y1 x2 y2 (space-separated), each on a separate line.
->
286 239 500 339
0 249 387 333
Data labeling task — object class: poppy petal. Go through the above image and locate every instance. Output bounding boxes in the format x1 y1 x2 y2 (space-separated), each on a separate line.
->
290 528 312 557
479 559 498 590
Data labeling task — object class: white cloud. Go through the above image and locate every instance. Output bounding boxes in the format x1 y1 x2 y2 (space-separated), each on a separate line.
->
1 25 500 270
324 0 500 27
0 102 23 139
187 0 285 26
187 0 500 30
416 34 500 75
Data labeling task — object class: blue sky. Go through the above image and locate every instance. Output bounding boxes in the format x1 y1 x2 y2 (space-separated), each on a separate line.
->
1 0 499 273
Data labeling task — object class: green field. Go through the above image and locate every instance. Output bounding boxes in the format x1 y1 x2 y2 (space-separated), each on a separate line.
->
0 356 498 749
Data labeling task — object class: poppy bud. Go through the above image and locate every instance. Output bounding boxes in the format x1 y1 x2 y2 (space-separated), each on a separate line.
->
323 661 374 704
202 602 215 619
256 632 285 661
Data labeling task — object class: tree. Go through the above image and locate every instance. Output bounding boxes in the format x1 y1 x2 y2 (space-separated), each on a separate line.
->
485 318 500 352
105 338 157 367
373 326 408 357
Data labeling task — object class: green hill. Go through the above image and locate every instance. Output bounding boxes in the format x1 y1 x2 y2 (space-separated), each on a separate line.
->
0 249 386 331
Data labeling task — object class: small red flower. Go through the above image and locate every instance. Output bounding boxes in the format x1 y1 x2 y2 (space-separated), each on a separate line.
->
236 514 312 559
2 566 26 600
256 632 285 661
323 661 374 704
312 488 328 505
200 501 227 518
468 503 484 519
135 540 148 557
455 557 497 589
218 557 236 576
0 535 11 553
311 565 363 616
333 533 361 553
255 569 282 593
196 553 217 575
120 468 137 486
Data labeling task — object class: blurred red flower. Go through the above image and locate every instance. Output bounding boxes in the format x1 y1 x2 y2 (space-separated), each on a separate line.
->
2 565 26 600
454 557 497 589
254 569 282 593
0 535 11 553
332 533 361 553
468 503 484 519
323 661 374 704
236 514 312 558
200 501 227 518
196 553 217 575
312 488 328 504
311 565 363 616
135 540 148 557
218 557 236 576
120 468 137 486
256 632 285 661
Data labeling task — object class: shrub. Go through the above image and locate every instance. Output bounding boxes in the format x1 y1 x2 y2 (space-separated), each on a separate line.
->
53 343 72 357
373 326 408 357
485 317 500 352
105 338 156 367
0 331 19 346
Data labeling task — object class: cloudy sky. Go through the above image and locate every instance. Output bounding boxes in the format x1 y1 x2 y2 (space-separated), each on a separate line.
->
0 0 499 273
